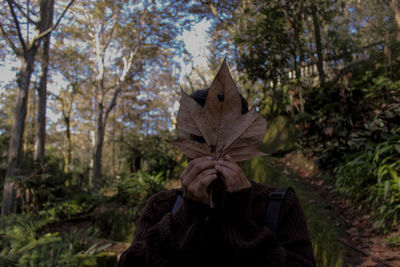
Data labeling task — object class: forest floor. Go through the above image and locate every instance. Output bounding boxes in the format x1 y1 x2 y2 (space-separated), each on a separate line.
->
277 152 400 267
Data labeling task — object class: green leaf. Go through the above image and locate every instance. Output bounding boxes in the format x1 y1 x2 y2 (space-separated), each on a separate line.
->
384 181 390 200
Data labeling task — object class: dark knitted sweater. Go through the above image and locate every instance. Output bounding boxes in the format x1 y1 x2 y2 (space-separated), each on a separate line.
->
116 181 316 267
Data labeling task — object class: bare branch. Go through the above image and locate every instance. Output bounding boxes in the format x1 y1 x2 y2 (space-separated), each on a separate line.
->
101 1 153 123
9 0 38 26
103 5 123 52
35 0 75 41
27 0 30 41
195 68 209 87
94 29 104 81
120 49 136 83
105 65 141 120
105 86 122 119
6 0 26 51
0 21 19 54
58 95 68 119
105 29 142 117
185 75 195 92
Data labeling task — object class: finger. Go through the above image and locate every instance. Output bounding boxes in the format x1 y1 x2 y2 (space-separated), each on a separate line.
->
215 165 246 192
215 164 237 182
191 173 218 201
186 159 216 182
217 159 247 182
187 173 218 203
225 154 242 165
196 173 218 189
181 156 213 186
184 168 216 188
224 154 234 161
216 159 240 172
182 156 212 176
189 156 213 167
199 168 217 177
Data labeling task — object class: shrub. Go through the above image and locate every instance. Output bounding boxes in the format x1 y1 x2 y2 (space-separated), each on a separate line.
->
93 171 166 242
0 214 110 266
296 71 400 169
115 171 166 206
334 128 400 231
117 133 178 179
43 192 100 221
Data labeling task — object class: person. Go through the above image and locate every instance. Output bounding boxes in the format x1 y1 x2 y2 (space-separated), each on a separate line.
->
116 89 316 267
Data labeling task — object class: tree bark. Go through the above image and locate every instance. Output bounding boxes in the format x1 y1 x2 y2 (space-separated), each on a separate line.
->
91 103 106 192
111 109 115 177
311 3 326 86
2 53 35 215
293 24 304 113
390 0 400 41
63 116 72 173
87 2 136 192
34 0 54 161
90 83 123 192
2 0 74 215
58 81 80 173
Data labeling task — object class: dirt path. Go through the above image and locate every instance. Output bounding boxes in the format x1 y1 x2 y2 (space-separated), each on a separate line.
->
276 153 400 267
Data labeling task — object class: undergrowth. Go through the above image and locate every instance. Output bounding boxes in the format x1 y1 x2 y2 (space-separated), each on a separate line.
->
334 128 400 231
296 69 400 233
0 214 110 266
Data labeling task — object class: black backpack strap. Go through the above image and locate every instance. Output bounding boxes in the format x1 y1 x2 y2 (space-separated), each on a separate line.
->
265 187 291 234
171 195 183 214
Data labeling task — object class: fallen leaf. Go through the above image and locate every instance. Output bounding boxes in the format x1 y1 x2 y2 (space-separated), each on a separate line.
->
170 58 267 162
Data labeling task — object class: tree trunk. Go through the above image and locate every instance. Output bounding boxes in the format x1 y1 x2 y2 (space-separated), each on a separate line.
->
390 0 400 41
34 35 50 161
88 4 132 191
293 54 304 114
311 3 326 86
293 36 304 114
91 104 106 192
34 0 54 161
293 10 304 114
111 110 115 177
23 81 35 157
2 0 74 215
63 116 72 173
2 54 35 215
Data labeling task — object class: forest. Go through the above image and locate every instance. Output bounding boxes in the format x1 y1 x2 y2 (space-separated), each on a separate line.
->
0 0 399 266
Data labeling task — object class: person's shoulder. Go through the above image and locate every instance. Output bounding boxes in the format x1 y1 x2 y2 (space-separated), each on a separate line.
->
148 188 181 205
142 189 182 219
251 181 298 205
250 180 279 198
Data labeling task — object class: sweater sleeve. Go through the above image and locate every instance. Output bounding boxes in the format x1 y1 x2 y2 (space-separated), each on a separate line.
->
116 190 209 267
220 187 316 267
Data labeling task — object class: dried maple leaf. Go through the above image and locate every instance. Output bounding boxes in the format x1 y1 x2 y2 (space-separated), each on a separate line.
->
170 58 267 162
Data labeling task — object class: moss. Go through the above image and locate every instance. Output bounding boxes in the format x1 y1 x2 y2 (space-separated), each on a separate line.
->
262 115 296 155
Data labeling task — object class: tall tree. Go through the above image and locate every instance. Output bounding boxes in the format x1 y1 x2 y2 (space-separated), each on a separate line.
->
233 0 298 115
310 2 326 86
51 44 90 173
34 0 55 161
66 0 187 191
0 0 74 215
390 0 400 40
